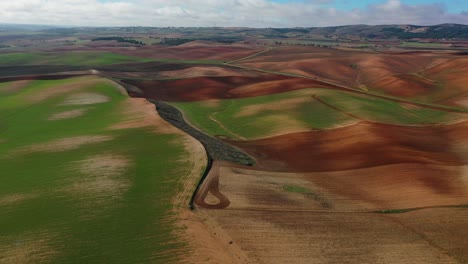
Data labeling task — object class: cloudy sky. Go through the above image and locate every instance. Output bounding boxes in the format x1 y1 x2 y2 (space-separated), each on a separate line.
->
0 0 467 27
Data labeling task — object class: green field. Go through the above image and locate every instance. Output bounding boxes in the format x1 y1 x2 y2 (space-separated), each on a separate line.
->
173 88 463 139
317 89 464 125
174 89 356 139
0 52 152 66
0 76 197 263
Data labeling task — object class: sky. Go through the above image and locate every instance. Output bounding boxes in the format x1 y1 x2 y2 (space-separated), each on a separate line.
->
0 0 467 27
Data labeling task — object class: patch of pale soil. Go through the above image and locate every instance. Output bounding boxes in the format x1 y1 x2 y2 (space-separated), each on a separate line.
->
109 98 176 133
0 80 31 94
10 135 113 156
201 99 221 108
0 232 57 264
27 77 102 103
61 92 109 106
236 97 311 117
65 154 132 196
62 154 132 216
47 108 88 121
455 97 468 109
400 102 424 111
0 194 35 207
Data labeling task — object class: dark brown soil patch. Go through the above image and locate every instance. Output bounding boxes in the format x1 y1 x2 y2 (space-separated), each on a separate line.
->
124 75 338 102
227 121 467 173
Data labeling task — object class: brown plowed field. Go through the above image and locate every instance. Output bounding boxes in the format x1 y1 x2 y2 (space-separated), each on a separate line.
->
124 75 338 102
202 164 468 212
95 44 261 61
195 160 467 263
205 209 461 264
390 208 468 263
237 46 468 102
228 121 468 172
370 74 437 97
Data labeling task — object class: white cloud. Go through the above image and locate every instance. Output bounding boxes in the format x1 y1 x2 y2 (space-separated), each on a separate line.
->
0 0 466 27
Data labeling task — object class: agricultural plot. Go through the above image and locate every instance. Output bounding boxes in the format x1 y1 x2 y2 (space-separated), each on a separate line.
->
0 52 152 66
174 88 465 139
236 46 468 107
2 33 468 264
0 76 204 263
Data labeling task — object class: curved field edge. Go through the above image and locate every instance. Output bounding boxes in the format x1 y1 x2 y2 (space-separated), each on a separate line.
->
0 76 207 264
172 88 466 140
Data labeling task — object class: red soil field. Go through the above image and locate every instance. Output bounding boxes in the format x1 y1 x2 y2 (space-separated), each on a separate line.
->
424 57 468 104
228 121 468 173
124 75 339 102
93 43 262 61
238 46 467 100
53 40 261 61
370 73 437 97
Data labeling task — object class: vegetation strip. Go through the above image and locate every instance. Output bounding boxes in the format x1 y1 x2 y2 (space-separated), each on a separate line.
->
150 100 254 209
153 100 254 166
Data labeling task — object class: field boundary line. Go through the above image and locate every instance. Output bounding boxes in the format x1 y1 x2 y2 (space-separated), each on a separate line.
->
208 100 247 140
311 94 365 121
226 47 273 64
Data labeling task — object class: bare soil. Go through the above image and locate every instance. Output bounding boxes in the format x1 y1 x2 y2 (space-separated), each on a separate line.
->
123 75 338 102
47 108 88 121
206 209 459 264
61 92 110 105
9 135 114 157
228 121 468 172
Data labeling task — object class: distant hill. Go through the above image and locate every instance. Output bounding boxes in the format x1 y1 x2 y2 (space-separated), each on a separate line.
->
0 23 70 32
2 23 468 40
302 24 468 39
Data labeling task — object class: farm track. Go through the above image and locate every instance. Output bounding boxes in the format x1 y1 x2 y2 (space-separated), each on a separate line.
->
311 94 365 121
227 47 274 64
208 100 247 140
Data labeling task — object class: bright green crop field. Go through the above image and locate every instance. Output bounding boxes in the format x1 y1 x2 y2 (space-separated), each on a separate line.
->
173 88 464 139
0 76 197 263
0 52 152 66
